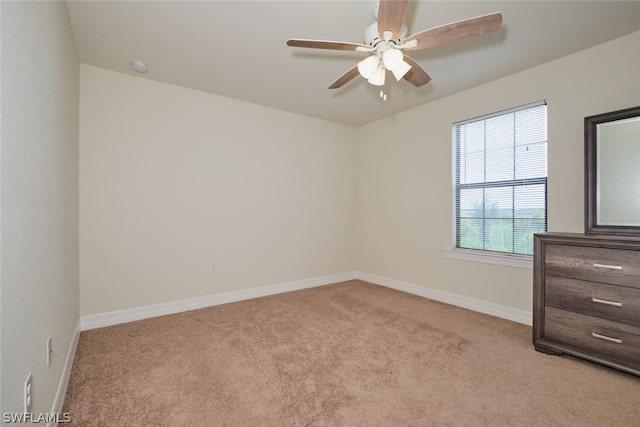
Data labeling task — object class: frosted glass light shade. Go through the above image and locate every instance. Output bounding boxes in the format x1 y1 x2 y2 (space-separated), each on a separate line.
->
368 66 386 86
391 60 412 81
357 55 380 79
383 48 403 71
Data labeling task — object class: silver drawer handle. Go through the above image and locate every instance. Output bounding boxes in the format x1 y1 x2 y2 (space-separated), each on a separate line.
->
592 332 623 344
591 297 623 307
592 263 622 270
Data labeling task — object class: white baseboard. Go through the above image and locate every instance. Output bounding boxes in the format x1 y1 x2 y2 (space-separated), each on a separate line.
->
356 272 532 326
81 272 359 330
81 270 531 331
49 318 81 427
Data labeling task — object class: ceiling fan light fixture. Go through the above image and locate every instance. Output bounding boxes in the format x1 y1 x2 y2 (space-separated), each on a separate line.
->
368 66 386 86
357 55 380 79
391 60 412 81
382 48 403 71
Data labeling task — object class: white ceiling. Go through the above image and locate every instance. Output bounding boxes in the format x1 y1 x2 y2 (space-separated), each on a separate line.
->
66 1 640 127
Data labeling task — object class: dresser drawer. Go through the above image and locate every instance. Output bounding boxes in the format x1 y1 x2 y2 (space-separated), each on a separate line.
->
545 276 640 326
545 244 640 288
545 306 640 363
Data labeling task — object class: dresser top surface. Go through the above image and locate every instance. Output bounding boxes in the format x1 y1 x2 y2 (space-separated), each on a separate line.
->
536 232 640 246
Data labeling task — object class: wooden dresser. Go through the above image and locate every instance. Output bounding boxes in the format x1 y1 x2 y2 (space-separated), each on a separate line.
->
533 232 640 376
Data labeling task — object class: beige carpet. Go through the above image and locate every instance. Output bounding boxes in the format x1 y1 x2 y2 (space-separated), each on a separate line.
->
63 280 640 426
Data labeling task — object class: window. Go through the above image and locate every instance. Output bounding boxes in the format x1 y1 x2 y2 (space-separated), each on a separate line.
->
453 101 547 256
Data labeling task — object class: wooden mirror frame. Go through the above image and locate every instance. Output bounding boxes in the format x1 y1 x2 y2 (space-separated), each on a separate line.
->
585 105 640 235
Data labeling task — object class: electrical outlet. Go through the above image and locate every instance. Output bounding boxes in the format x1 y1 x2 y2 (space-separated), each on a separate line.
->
24 372 33 413
47 337 53 367
210 261 217 273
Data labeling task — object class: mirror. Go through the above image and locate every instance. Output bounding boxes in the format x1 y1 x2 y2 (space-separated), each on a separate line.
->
585 106 640 235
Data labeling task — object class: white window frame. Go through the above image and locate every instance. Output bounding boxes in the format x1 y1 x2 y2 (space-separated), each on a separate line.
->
445 101 548 269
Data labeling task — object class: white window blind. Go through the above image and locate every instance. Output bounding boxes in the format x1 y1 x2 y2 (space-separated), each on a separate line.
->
454 101 547 256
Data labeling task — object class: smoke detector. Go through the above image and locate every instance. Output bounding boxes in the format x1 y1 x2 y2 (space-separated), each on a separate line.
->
130 59 148 73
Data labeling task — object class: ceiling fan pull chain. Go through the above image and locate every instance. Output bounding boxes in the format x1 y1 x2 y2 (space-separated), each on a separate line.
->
383 73 388 101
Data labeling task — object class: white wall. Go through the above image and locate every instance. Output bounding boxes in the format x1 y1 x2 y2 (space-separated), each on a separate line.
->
79 65 356 316
1 0 79 416
355 31 640 312
80 32 640 320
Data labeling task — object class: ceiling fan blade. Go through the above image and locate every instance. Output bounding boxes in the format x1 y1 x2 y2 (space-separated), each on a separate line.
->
328 65 361 89
402 56 431 87
403 12 503 51
377 0 409 41
287 39 369 51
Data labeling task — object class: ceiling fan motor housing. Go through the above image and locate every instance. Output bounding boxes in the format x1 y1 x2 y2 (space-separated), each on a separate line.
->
364 22 407 58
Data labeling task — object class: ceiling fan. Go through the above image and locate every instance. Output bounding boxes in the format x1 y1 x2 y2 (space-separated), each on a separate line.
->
286 0 502 91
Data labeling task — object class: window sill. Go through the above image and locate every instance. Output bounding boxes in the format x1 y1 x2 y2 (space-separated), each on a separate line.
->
442 249 532 270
